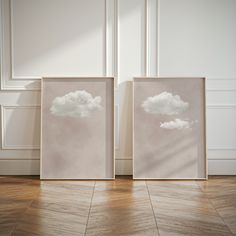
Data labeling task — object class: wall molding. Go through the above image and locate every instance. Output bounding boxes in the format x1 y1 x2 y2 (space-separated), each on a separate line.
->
144 0 148 76
0 159 235 175
208 159 236 175
207 89 236 92
104 0 107 77
115 159 132 175
114 0 119 86
156 0 160 76
115 103 119 149
207 78 236 80
9 1 41 81
1 105 40 149
145 0 158 76
0 159 40 175
207 104 236 109
208 147 236 150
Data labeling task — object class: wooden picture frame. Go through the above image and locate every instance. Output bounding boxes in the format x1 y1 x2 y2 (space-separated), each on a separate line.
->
133 77 207 179
41 77 115 179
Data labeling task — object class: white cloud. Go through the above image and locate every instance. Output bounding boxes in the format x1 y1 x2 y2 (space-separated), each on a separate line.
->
50 90 102 118
160 119 192 130
142 91 189 115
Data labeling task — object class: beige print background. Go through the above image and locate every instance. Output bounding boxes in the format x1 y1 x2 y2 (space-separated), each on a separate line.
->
41 78 114 179
133 78 206 179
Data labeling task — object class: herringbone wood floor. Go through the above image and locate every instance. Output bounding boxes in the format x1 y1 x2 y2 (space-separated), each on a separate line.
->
0 176 236 236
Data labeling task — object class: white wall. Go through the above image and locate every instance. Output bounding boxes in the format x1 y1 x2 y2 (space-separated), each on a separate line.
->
0 0 235 175
158 0 236 174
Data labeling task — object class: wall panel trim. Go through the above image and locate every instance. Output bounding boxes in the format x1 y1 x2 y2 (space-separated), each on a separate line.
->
207 105 236 109
146 0 158 76
144 0 148 76
208 147 236 151
114 0 119 86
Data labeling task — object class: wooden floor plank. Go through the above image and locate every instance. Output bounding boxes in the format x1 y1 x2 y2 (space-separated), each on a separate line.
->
85 179 159 236
9 180 95 236
147 180 233 236
198 176 236 235
0 176 236 235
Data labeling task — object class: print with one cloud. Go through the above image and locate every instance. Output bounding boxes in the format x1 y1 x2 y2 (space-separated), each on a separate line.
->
50 90 102 118
142 91 189 115
160 119 193 130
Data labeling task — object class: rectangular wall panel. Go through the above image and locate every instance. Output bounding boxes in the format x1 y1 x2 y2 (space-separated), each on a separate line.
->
1 106 40 149
0 0 106 90
207 106 236 149
11 0 105 77
207 79 236 91
207 91 236 105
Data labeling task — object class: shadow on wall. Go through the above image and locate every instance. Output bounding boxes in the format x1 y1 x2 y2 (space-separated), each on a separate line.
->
116 81 133 159
2 0 145 170
1 0 107 170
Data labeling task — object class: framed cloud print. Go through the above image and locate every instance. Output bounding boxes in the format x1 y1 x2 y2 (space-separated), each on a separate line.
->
41 77 115 179
133 77 207 179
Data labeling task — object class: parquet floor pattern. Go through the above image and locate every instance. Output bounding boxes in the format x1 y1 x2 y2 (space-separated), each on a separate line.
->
0 176 236 236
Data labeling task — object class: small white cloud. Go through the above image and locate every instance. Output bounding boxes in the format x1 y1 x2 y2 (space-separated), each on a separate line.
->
160 119 192 130
142 91 189 115
50 90 102 118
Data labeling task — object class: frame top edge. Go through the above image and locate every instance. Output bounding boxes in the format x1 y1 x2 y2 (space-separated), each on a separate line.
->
133 77 206 80
42 77 115 80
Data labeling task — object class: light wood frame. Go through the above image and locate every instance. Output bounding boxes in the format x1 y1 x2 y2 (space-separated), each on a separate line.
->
132 77 207 180
40 77 115 180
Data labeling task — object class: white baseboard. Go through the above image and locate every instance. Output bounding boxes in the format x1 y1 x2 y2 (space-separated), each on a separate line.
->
208 159 236 175
0 159 40 175
115 159 132 175
0 159 133 176
0 159 235 176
